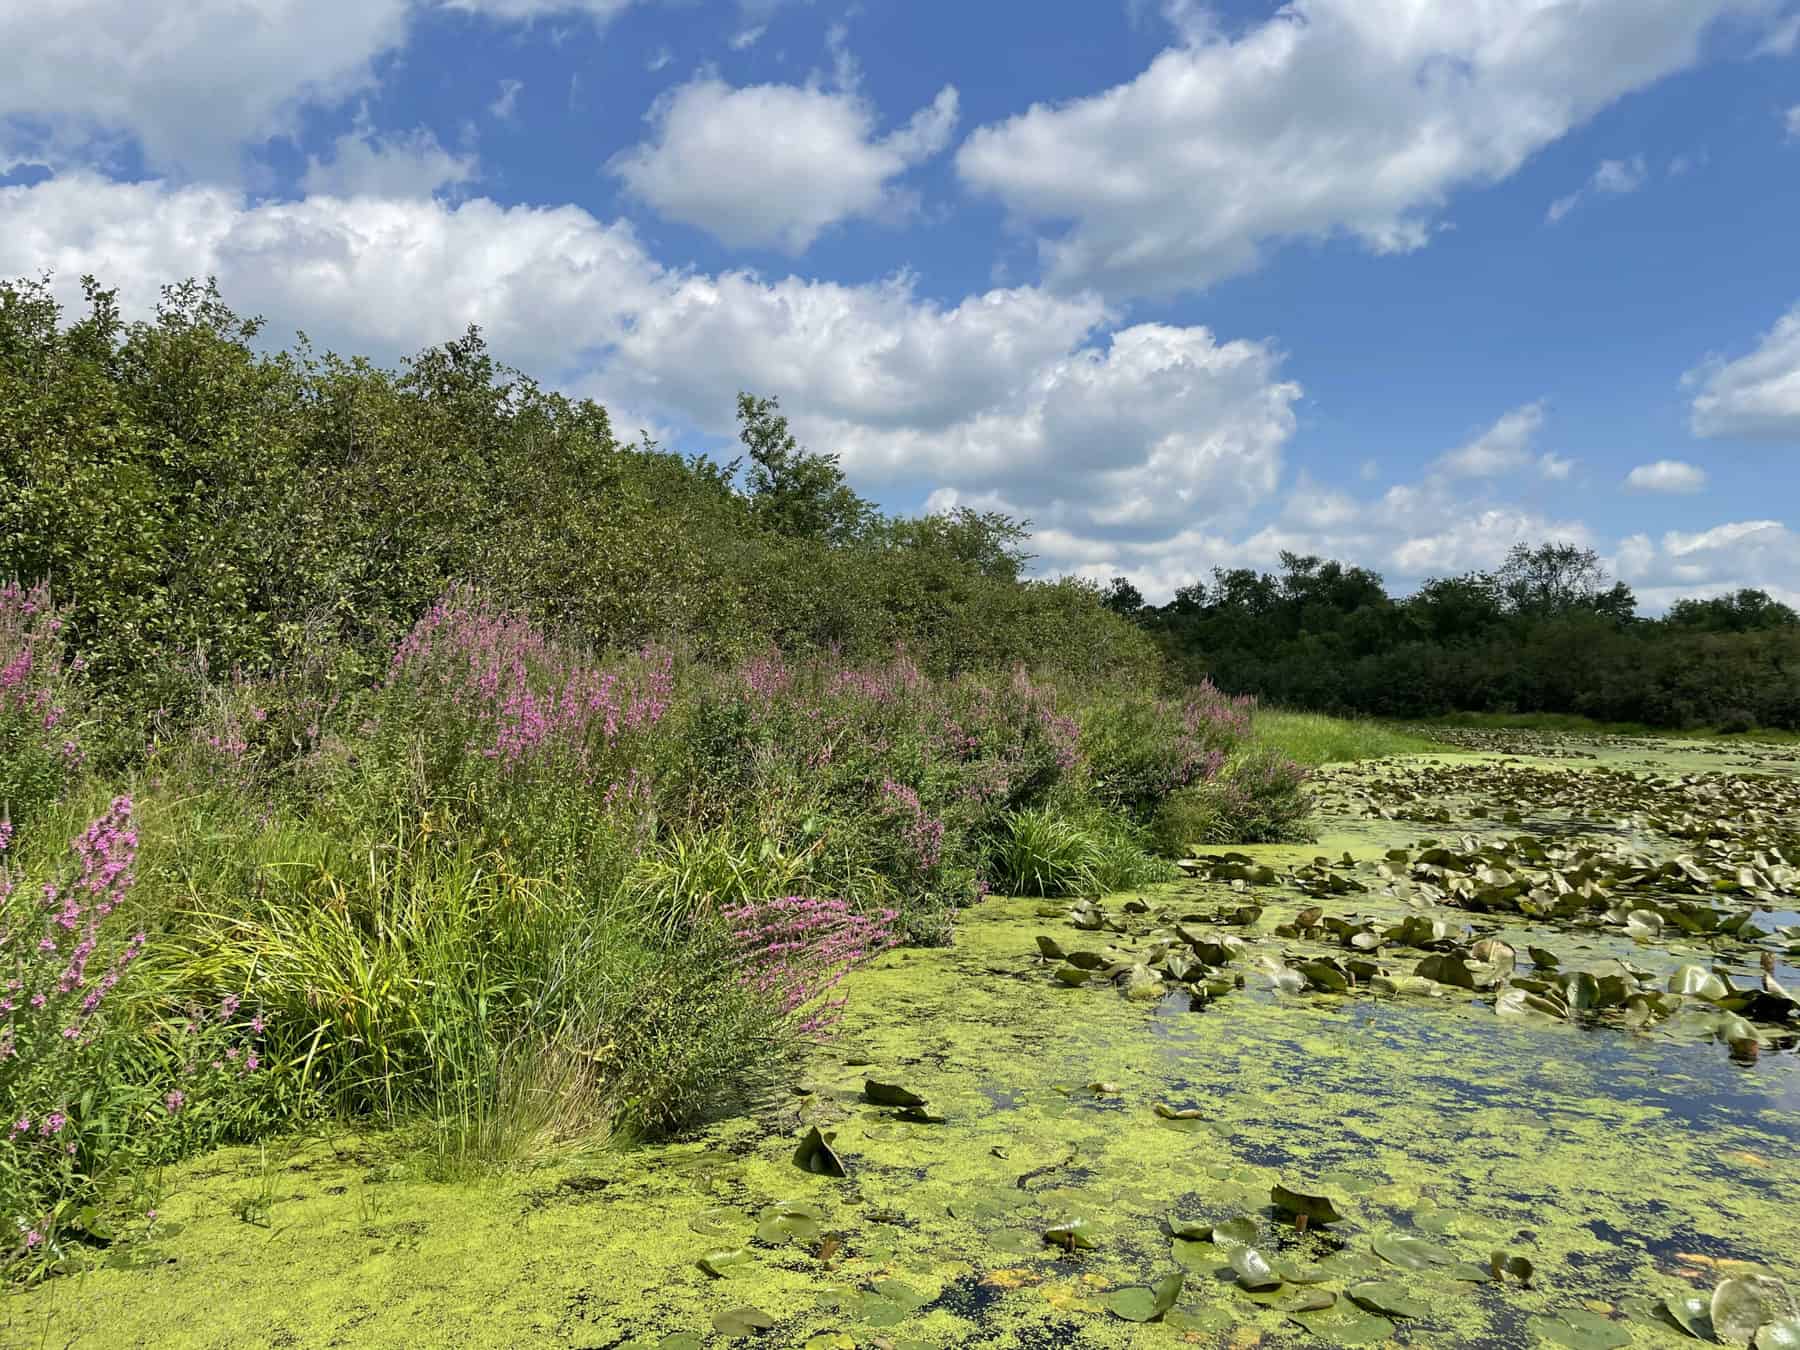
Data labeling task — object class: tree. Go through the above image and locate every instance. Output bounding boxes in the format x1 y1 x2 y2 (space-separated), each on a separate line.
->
1100 575 1145 618
1496 542 1636 621
1664 589 1799 633
736 392 872 545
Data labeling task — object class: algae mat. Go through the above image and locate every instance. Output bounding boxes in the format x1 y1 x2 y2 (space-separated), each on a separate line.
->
7 737 1799 1348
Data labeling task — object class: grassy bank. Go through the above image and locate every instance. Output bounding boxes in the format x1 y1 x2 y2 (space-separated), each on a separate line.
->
1410 710 1800 743
1253 710 1442 766
0 582 1312 1278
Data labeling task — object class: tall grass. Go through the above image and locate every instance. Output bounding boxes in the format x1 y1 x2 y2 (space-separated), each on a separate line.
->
1254 709 1440 765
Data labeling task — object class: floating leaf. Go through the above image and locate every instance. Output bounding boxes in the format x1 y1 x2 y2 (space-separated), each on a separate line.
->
712 1306 778 1338
1756 1316 1800 1349
1290 1302 1395 1344
1346 1281 1429 1320
698 1247 753 1278
1663 1293 1715 1339
1670 965 1729 1001
1230 1245 1282 1290
1490 1251 1535 1286
1271 1183 1345 1226
1035 935 1067 960
1211 1216 1260 1247
1714 1276 1790 1346
1153 1103 1203 1120
792 1127 847 1177
1373 1231 1452 1271
1043 1220 1096 1251
864 1080 926 1109
1105 1271 1184 1322
1054 965 1095 986
1528 1309 1632 1349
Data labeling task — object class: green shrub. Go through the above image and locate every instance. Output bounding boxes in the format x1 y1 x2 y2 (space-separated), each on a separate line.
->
1151 748 1313 850
987 808 1102 897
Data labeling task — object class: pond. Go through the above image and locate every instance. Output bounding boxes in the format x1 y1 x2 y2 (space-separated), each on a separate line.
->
8 735 1798 1348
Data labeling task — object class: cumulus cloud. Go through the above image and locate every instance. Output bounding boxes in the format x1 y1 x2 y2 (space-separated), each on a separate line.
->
0 173 1297 551
1687 303 1800 440
1432 403 1547 478
300 123 478 198
0 0 413 179
610 78 959 251
1625 459 1707 493
1546 154 1649 223
1614 521 1800 609
956 0 1782 297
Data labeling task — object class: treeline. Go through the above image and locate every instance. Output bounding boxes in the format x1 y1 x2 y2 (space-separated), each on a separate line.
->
0 273 1154 743
1105 544 1800 731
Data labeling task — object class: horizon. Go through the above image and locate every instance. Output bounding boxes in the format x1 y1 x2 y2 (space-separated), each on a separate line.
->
4 0 1798 612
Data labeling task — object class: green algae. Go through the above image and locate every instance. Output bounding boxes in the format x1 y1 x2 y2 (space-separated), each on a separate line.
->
8 738 1800 1348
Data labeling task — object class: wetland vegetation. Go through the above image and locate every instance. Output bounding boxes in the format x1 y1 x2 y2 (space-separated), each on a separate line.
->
3 277 1798 1347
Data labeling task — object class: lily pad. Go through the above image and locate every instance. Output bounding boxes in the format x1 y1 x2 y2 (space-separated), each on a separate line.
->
1346 1281 1429 1320
1715 1276 1791 1346
793 1127 847 1178
1528 1309 1632 1349
1211 1215 1260 1247
1663 1293 1715 1339
1043 1220 1096 1251
1756 1317 1800 1349
698 1247 754 1278
1290 1302 1397 1344
1491 1251 1535 1286
1271 1183 1346 1226
863 1080 926 1109
1229 1245 1282 1290
1105 1271 1185 1323
712 1306 778 1338
1373 1231 1452 1271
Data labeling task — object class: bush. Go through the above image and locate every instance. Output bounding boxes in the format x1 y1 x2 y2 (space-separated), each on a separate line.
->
1151 748 1313 850
0 582 84 838
1077 681 1249 820
988 808 1103 897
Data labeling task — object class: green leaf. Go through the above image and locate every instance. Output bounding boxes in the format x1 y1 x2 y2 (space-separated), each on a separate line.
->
1715 1277 1790 1347
1373 1231 1452 1271
792 1126 847 1177
1755 1316 1800 1350
1105 1271 1185 1323
1346 1281 1429 1320
698 1248 753 1278
1528 1309 1632 1349
1662 1293 1714 1339
1230 1245 1282 1290
1271 1183 1345 1226
712 1306 778 1337
863 1080 926 1108
1043 1220 1096 1251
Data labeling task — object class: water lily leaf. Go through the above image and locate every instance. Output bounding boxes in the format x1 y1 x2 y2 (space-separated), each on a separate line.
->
1452 1262 1496 1283
1170 1237 1214 1271
793 1127 847 1177
712 1306 778 1337
1347 1281 1429 1320
1755 1316 1800 1349
1529 946 1562 969
1105 1271 1185 1322
1491 1251 1535 1286
1035 935 1067 960
756 1207 822 1246
1282 1289 1337 1313
1670 964 1729 1001
1373 1231 1452 1271
1054 965 1095 986
1528 1309 1632 1349
1271 1183 1345 1226
864 1080 926 1108
1290 1303 1395 1344
698 1247 754 1278
804 1335 856 1350
1212 1215 1260 1247
1714 1276 1790 1346
1153 1102 1203 1120
1230 1245 1282 1290
1043 1220 1096 1251
1663 1292 1715 1338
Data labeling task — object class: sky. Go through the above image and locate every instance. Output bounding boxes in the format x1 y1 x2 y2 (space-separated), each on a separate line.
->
2 0 1799 611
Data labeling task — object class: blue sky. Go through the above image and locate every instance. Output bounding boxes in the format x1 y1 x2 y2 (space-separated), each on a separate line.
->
3 0 1799 608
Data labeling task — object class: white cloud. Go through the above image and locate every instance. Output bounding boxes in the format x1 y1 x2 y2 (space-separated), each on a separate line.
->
1546 154 1649 223
729 25 767 50
610 78 959 251
1626 459 1707 493
1432 403 1547 477
438 0 636 19
489 79 525 121
956 1 1781 297
1687 303 1800 440
300 123 478 198
1785 105 1800 139
647 46 673 72
0 173 1299 551
1614 521 1800 609
1539 453 1575 481
0 0 413 179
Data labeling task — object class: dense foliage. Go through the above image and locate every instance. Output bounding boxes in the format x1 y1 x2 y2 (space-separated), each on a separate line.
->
0 273 1312 1278
0 273 1156 743
1112 545 1800 731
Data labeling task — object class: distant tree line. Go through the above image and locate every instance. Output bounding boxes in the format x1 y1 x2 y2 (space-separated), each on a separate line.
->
0 273 1155 743
1103 543 1800 731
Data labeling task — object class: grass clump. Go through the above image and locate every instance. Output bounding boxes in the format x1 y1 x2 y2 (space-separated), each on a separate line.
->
1255 710 1440 765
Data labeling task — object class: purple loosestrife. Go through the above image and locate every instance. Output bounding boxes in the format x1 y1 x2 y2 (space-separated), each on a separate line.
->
721 897 898 1036
0 582 84 780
